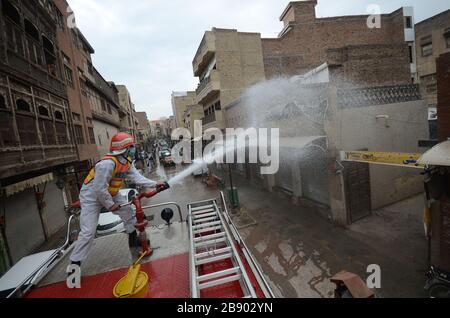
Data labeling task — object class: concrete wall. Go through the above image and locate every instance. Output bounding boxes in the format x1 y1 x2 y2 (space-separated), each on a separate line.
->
4 189 45 263
93 119 119 157
336 100 429 209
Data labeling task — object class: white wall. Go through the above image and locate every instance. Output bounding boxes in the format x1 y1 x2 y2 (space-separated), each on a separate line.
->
93 120 119 157
337 100 429 209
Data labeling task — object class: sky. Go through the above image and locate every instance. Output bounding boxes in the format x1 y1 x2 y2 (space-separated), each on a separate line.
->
68 0 450 120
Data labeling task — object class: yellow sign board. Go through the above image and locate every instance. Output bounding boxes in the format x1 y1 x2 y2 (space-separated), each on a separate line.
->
340 151 425 169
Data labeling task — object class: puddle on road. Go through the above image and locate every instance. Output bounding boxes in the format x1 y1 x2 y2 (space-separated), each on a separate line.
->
240 225 335 298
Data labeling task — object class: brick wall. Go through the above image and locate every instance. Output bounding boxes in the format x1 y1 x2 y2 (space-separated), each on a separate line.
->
437 52 450 141
263 3 406 80
328 44 411 87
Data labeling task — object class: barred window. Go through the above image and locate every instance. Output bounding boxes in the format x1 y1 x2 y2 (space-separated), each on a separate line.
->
16 114 38 146
0 111 16 147
74 124 85 145
39 118 56 145
88 127 95 144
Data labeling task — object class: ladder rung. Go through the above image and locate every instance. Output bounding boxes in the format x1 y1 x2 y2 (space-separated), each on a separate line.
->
193 216 219 224
193 221 222 230
197 267 241 283
193 212 217 220
194 238 227 248
198 274 242 290
194 226 223 235
192 208 216 216
191 205 214 212
195 252 232 266
194 232 226 243
195 246 232 260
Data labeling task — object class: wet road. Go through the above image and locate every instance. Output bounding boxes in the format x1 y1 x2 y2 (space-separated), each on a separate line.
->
144 161 427 298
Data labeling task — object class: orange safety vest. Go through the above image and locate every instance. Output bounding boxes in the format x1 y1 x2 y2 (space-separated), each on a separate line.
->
83 156 132 197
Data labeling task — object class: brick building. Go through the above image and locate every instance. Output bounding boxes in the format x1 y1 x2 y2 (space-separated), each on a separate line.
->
262 1 416 84
415 10 450 139
0 0 79 269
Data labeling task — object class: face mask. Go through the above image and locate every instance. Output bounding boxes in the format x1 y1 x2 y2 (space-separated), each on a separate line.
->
128 147 136 158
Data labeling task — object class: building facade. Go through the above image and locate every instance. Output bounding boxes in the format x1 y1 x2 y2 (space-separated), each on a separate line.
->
171 91 196 129
262 1 416 83
135 111 150 146
0 0 78 268
415 10 450 139
192 28 266 131
116 84 138 137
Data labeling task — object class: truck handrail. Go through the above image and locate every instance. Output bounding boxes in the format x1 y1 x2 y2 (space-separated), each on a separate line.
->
6 211 79 298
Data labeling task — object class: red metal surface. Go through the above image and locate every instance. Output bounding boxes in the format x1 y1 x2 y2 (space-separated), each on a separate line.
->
26 253 190 299
198 244 266 298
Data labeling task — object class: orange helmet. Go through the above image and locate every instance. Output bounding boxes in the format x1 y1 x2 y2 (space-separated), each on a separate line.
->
108 133 137 155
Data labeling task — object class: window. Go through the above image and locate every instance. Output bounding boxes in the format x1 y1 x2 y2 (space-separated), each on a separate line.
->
405 16 412 29
421 74 437 94
55 122 68 144
215 101 222 111
422 43 433 57
408 44 414 64
54 110 64 121
88 127 95 144
16 114 38 145
86 117 93 125
98 135 102 146
72 112 81 122
38 105 49 117
74 125 85 145
0 95 6 109
42 36 56 69
0 112 17 147
107 104 112 114
2 0 20 24
101 99 106 112
39 118 56 145
446 31 450 49
16 99 31 112
64 65 74 87
24 19 39 41
105 129 110 139
62 52 71 64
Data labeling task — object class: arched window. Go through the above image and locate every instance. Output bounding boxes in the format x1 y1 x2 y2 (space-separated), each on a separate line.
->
2 0 20 24
54 110 64 121
24 19 39 41
0 95 6 109
38 105 49 117
16 99 31 112
42 36 54 53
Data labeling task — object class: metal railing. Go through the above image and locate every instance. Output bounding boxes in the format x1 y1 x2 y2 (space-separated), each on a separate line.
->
217 191 275 298
6 211 80 298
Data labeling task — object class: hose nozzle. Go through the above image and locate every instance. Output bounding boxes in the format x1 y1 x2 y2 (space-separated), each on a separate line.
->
156 182 170 193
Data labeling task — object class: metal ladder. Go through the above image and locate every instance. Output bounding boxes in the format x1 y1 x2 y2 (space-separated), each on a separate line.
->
188 199 257 298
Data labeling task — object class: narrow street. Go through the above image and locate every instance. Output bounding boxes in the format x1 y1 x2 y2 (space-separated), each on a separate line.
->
144 162 428 298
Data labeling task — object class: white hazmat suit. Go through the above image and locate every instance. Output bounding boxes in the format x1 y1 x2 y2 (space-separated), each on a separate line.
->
70 156 157 263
